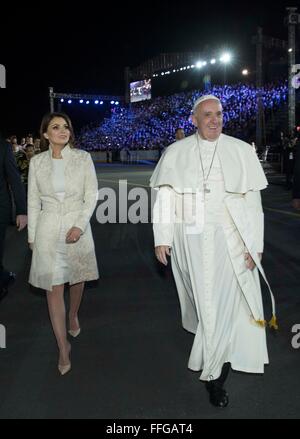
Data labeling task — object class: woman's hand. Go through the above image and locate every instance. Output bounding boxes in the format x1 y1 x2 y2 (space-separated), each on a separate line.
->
66 227 82 244
155 246 171 266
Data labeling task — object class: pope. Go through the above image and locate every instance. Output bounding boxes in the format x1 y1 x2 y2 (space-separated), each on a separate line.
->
150 95 277 408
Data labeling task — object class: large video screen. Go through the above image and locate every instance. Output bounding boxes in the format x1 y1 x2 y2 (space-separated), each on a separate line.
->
130 79 151 103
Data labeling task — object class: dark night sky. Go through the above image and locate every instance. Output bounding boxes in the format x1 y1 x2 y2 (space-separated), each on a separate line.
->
0 0 297 137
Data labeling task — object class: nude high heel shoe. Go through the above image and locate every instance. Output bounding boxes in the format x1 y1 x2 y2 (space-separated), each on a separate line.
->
68 328 81 338
58 343 71 376
58 363 71 376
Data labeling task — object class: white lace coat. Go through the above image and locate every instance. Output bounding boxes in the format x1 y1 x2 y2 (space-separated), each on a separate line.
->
28 145 99 291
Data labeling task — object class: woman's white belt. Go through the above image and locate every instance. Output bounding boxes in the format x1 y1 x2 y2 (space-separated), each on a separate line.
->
41 200 84 214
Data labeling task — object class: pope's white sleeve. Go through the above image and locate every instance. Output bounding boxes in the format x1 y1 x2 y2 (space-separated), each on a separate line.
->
152 186 176 247
244 189 264 253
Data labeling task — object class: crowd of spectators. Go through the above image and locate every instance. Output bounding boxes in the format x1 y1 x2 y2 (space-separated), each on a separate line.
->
7 134 41 192
77 81 288 152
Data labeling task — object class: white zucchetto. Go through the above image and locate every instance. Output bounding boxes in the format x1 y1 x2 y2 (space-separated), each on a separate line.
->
192 95 221 113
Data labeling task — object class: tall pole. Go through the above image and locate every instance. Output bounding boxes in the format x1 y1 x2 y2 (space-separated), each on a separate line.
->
49 87 54 112
286 7 298 135
256 27 264 148
124 67 130 104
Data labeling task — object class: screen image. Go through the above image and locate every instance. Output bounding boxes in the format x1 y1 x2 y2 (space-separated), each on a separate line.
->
130 79 151 103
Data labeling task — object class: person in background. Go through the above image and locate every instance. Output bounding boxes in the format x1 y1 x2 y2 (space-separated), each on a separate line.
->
292 132 300 210
33 138 41 154
283 133 297 190
25 134 34 148
10 135 20 154
0 134 27 301
20 137 26 149
16 144 35 194
175 127 185 141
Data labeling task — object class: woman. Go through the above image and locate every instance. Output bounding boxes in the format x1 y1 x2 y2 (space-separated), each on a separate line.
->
28 112 99 375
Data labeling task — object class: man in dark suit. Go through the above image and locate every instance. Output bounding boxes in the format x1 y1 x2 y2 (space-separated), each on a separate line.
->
0 135 27 301
292 136 300 210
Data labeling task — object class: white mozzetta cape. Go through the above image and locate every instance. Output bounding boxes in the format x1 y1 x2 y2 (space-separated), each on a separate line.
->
150 133 268 193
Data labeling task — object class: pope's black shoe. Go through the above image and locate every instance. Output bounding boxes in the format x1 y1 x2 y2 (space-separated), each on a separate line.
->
3 271 16 287
205 363 230 408
205 381 229 408
0 272 16 302
0 286 8 302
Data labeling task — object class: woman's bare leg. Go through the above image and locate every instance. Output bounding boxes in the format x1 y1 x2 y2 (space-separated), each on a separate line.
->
69 282 84 331
47 285 71 366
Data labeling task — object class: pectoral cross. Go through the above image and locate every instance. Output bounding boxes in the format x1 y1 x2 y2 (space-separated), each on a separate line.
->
203 183 210 194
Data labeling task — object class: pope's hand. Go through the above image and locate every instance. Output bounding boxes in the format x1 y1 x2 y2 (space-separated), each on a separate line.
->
244 252 262 270
66 227 82 244
155 246 171 266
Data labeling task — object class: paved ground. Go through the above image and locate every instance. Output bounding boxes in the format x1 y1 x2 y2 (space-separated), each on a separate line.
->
0 163 299 419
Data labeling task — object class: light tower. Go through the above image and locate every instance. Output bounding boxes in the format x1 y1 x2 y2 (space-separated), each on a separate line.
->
285 6 300 135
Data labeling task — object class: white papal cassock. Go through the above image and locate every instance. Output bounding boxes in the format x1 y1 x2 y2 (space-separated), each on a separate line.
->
151 133 277 382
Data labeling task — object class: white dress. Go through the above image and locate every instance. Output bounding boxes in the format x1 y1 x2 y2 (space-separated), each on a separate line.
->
51 158 69 286
154 138 269 381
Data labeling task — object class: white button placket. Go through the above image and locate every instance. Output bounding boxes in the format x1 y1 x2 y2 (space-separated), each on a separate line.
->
201 142 217 377
203 225 214 362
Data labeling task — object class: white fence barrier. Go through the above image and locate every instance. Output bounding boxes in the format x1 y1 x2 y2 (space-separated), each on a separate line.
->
91 149 160 163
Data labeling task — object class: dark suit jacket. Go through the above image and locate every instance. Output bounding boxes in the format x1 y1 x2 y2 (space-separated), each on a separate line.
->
0 137 27 224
